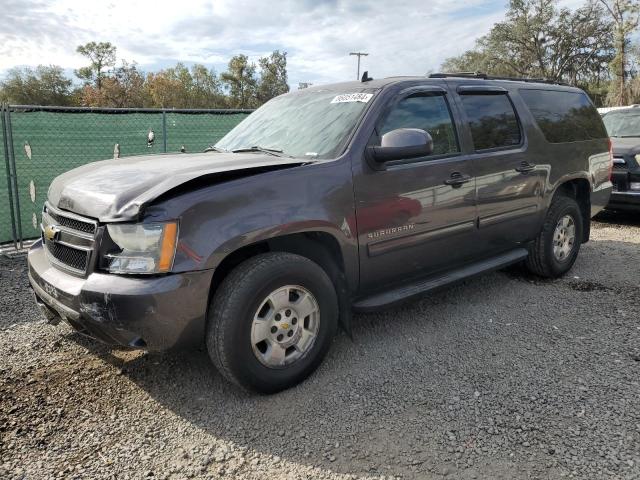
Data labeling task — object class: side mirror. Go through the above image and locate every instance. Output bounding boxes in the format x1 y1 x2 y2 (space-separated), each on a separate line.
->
368 128 434 163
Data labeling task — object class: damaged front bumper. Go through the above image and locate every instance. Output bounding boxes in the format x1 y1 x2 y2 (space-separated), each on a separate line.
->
28 239 214 351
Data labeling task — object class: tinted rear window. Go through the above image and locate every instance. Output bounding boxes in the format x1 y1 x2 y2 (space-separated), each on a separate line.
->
519 89 607 143
460 94 521 151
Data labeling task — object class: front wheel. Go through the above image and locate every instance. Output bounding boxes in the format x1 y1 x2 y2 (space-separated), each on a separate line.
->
207 252 338 393
525 194 583 278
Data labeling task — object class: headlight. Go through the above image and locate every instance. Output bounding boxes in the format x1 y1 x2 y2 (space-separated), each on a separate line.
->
105 221 178 274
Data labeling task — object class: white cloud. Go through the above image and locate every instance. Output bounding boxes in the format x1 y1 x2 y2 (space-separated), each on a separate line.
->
0 0 593 87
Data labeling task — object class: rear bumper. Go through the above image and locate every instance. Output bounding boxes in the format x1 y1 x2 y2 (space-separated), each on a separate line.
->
607 190 640 211
28 239 215 351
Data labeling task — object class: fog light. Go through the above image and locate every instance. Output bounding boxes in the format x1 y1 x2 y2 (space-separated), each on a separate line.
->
630 182 640 191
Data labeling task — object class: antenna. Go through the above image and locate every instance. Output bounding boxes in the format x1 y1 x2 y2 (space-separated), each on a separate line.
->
349 52 369 80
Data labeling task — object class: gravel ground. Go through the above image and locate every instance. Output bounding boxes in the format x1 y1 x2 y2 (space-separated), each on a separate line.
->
1 211 639 480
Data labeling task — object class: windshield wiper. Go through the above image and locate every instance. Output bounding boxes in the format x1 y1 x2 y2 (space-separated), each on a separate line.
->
203 145 227 152
231 145 290 157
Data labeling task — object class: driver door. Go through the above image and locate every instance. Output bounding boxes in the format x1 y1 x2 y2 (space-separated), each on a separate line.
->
353 86 479 291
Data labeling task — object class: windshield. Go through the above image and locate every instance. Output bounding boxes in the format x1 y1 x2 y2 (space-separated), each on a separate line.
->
215 89 377 159
602 111 640 137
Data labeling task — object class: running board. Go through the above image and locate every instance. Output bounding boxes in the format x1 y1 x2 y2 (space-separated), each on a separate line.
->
352 248 529 312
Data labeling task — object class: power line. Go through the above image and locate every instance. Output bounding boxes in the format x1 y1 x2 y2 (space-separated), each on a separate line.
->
349 52 369 80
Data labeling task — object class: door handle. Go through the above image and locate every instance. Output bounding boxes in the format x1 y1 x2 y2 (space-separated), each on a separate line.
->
515 161 536 173
444 172 472 188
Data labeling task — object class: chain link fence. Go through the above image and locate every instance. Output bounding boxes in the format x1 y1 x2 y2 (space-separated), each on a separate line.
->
1 104 252 248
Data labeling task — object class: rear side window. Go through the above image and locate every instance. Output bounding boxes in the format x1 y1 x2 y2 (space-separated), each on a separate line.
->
460 94 521 151
519 89 607 143
380 93 459 156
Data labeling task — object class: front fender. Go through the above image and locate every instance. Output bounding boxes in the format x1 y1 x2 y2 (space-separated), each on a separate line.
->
204 219 356 275
145 158 359 290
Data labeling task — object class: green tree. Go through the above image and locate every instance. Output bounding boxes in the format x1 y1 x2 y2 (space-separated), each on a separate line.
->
598 0 640 105
442 0 613 86
75 41 117 89
80 61 149 107
441 50 512 77
145 68 184 108
257 50 289 104
144 63 226 108
221 55 257 108
189 64 226 107
0 65 74 105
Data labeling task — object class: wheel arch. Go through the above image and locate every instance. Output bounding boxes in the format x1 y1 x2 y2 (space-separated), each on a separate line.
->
552 177 591 243
207 231 354 336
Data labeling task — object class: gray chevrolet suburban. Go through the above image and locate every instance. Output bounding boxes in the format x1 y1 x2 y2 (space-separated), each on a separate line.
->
28 73 612 393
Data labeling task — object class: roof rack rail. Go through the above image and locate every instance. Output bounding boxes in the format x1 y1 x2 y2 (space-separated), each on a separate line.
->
428 72 569 86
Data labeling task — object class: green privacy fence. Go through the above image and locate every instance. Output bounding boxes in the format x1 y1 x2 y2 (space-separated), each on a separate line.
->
1 104 252 247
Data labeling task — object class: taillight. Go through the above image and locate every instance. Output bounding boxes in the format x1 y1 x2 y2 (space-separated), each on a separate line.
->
608 138 614 181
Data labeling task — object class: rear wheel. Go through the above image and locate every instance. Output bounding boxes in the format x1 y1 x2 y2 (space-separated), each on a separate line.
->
207 252 338 393
526 194 583 278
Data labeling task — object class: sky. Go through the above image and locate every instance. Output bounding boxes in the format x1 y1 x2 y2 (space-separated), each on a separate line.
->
0 0 587 88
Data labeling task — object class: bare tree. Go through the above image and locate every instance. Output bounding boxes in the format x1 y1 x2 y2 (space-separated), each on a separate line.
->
598 0 640 105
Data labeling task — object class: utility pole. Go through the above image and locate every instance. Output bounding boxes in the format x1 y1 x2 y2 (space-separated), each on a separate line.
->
349 52 369 80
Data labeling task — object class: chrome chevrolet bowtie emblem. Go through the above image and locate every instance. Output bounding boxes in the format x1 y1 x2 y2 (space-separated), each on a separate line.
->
44 225 60 241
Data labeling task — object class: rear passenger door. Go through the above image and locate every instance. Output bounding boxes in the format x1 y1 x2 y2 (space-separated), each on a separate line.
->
452 85 544 252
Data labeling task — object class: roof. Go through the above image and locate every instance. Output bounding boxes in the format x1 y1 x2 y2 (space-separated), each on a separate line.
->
428 72 569 86
301 73 581 93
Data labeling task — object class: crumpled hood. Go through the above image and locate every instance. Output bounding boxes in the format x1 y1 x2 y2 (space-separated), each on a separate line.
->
611 137 640 156
48 151 305 221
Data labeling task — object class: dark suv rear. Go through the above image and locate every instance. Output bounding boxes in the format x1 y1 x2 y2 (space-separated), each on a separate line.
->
28 74 612 393
602 107 640 210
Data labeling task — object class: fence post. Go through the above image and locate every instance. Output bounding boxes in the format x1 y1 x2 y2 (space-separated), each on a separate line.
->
5 106 23 249
162 110 167 153
1 103 18 250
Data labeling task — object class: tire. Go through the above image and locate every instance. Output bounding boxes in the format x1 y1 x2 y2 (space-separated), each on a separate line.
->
525 194 584 278
207 252 338 393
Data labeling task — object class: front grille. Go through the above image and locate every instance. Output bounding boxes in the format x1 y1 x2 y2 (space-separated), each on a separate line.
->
42 203 96 275
44 238 89 272
46 208 96 234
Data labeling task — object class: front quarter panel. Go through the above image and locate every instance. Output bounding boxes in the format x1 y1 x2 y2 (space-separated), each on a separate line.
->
144 159 359 289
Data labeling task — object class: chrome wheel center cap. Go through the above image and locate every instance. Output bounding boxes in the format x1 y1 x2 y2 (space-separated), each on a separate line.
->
250 285 320 368
553 214 576 262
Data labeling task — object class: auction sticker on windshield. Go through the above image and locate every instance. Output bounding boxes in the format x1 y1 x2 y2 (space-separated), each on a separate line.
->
331 93 373 104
